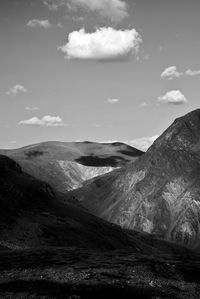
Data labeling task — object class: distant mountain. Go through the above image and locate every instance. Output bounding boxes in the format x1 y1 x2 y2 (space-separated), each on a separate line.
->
0 141 143 193
67 110 200 249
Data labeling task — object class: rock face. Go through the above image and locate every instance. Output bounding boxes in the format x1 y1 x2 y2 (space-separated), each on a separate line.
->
0 141 143 193
69 110 200 248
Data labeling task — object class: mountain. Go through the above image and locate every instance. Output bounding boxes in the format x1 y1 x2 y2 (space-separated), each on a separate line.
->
1 154 200 298
0 154 140 250
1 152 198 253
67 109 200 249
0 141 143 193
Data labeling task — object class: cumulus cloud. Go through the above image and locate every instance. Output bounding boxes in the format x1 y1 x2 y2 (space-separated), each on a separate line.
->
19 115 65 127
44 0 128 22
161 66 200 80
107 98 119 104
161 66 182 80
25 106 39 111
126 135 159 151
27 19 52 28
59 27 142 61
6 84 27 96
158 90 187 105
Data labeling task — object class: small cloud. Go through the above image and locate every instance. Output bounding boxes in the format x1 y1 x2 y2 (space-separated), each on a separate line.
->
44 0 128 23
185 69 200 76
161 66 182 80
6 84 27 97
139 102 149 108
27 19 52 28
126 135 159 151
161 66 200 80
19 115 65 127
43 0 65 11
58 27 142 61
158 90 188 105
107 98 119 104
57 22 63 28
25 106 40 111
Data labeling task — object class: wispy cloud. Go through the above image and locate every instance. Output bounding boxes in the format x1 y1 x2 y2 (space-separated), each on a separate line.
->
185 69 200 76
6 84 27 97
44 0 128 23
59 27 142 61
107 98 119 104
161 66 200 80
27 19 52 29
19 115 65 127
126 135 159 151
158 90 187 105
43 0 66 11
25 106 40 111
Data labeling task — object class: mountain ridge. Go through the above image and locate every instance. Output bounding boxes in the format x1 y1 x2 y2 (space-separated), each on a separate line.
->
67 109 200 248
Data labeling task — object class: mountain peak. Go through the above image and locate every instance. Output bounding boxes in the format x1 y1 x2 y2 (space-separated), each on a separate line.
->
174 108 200 127
151 109 200 151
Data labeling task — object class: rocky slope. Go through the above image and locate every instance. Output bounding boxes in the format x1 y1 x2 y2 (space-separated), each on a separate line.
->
67 109 200 249
0 141 143 192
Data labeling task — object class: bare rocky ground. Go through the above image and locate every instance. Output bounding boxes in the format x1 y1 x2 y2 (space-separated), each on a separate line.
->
0 247 200 299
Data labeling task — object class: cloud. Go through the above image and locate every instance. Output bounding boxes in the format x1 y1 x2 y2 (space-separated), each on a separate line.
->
6 84 27 96
126 135 159 151
59 27 142 61
43 0 65 10
185 69 200 76
161 66 200 80
25 106 40 111
19 115 65 127
161 66 182 80
158 90 187 105
107 98 119 104
27 19 52 28
44 0 128 22
69 0 128 23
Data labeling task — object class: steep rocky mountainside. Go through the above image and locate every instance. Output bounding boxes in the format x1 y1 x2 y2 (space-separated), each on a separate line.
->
0 141 143 192
67 110 200 249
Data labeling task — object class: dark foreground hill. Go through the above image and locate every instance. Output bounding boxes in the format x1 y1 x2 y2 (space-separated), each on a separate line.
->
0 141 143 192
1 246 200 299
67 109 200 249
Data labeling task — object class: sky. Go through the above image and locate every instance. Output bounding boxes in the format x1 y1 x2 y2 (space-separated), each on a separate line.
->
1 0 200 150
